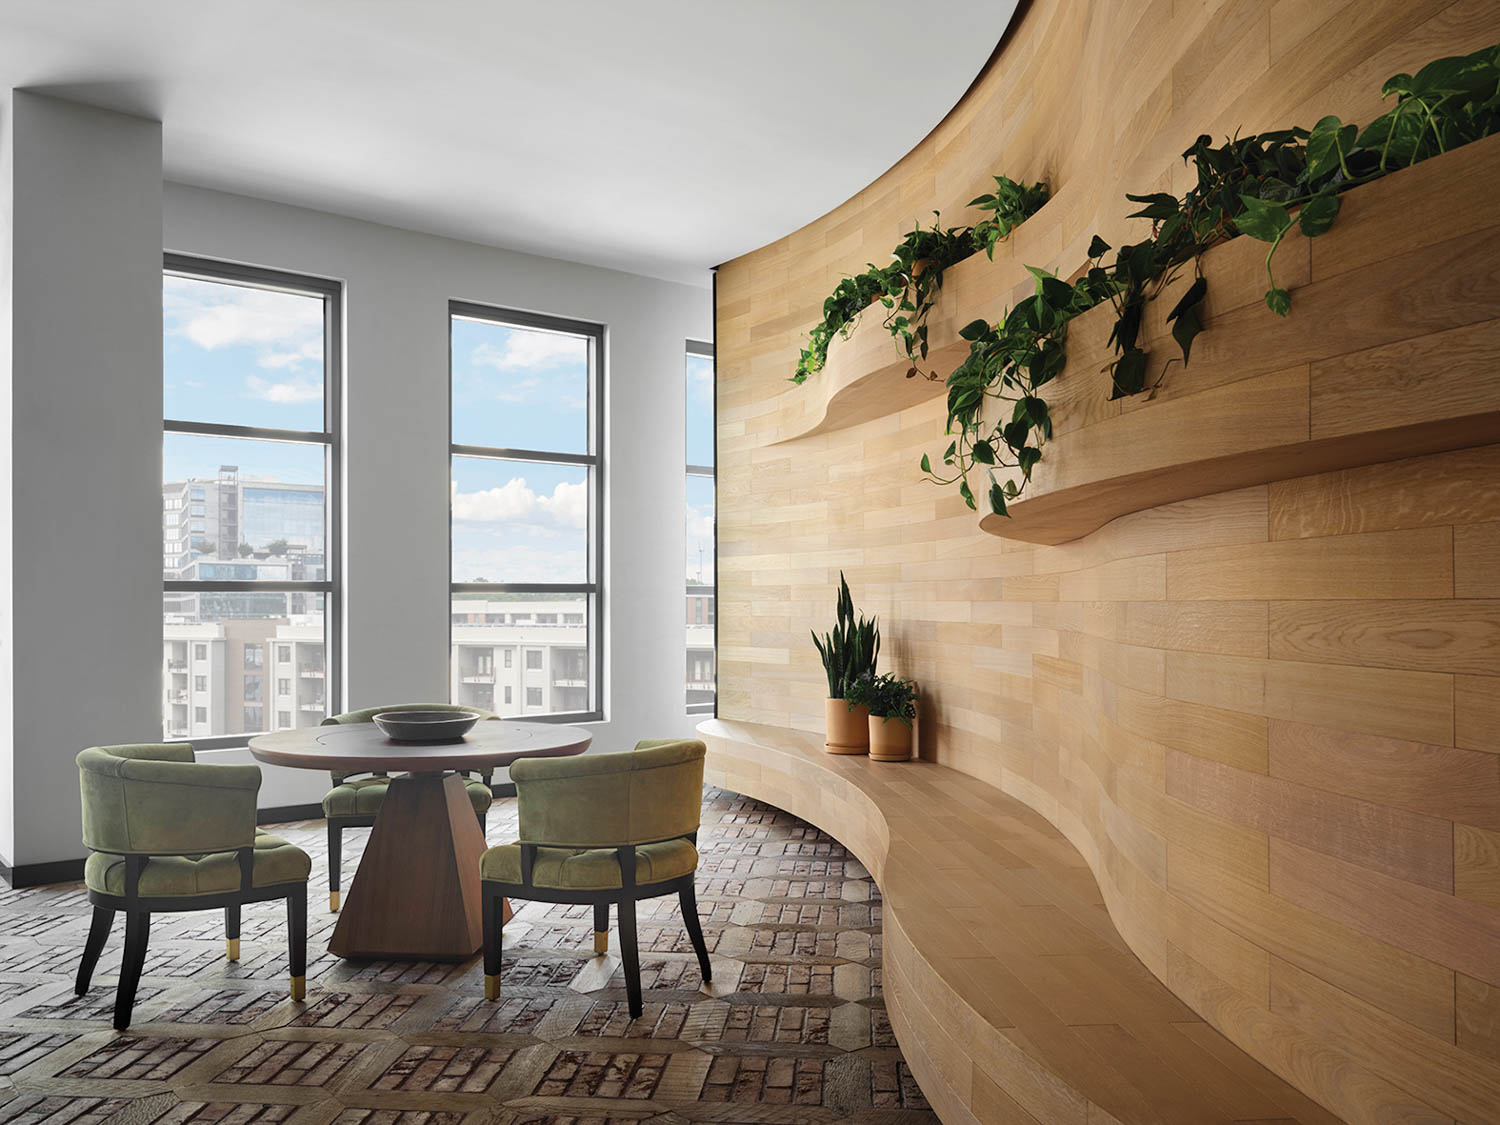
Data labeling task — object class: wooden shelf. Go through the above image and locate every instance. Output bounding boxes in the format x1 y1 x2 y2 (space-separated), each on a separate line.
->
980 134 1500 544
765 198 1068 444
698 718 1339 1125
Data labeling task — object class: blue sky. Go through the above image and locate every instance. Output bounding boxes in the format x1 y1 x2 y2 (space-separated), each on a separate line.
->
451 317 589 453
166 276 713 583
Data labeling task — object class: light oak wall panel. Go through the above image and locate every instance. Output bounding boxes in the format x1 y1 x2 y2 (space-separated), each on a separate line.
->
713 0 1500 1120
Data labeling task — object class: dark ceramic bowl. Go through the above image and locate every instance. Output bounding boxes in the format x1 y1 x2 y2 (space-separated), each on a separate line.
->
372 710 481 743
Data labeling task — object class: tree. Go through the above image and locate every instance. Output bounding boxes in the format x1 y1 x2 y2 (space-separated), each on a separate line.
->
265 539 289 557
238 543 254 558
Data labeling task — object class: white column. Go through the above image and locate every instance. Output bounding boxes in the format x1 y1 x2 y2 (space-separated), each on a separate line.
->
2 92 163 871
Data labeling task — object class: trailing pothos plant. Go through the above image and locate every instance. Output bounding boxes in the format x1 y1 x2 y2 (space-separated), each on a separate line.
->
790 175 1050 385
924 42 1500 519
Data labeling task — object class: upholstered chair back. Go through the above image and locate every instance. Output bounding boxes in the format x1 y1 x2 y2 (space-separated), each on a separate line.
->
77 744 260 856
510 738 706 848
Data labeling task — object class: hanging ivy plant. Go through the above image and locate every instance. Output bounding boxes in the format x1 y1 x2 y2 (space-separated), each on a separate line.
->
790 176 1049 385
925 42 1500 518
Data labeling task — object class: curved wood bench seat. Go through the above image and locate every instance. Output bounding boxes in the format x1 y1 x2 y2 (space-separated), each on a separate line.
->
699 718 1341 1125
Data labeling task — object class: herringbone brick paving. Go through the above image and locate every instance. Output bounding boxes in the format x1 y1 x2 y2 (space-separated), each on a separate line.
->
0 789 934 1125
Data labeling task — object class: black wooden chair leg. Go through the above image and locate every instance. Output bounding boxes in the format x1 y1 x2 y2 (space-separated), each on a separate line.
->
327 820 342 912
483 889 503 1000
76 905 114 995
593 901 609 954
678 880 712 983
287 887 307 1001
114 910 150 1030
617 895 642 1018
225 904 241 961
477 809 487 833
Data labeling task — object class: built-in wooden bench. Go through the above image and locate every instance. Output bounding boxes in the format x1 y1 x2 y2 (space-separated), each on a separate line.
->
699 718 1343 1125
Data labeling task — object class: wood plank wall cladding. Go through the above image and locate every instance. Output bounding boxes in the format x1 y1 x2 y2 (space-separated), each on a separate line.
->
712 1 1500 1122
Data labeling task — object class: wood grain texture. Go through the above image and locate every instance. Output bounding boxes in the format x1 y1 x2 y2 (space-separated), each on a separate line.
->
714 0 1500 1120
700 720 1340 1125
1456 824 1500 910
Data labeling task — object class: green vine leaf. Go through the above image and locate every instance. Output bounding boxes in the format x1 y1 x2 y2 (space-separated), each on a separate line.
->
908 39 1500 518
1235 195 1294 241
1299 193 1342 237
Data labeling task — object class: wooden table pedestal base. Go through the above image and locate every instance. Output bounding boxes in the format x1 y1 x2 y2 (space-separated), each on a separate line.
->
328 772 511 961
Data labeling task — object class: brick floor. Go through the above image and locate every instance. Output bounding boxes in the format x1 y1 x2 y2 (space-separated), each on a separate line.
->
0 789 932 1123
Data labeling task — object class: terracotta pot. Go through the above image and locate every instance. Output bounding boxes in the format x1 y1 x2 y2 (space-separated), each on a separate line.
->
910 257 937 278
868 715 912 761
825 698 870 755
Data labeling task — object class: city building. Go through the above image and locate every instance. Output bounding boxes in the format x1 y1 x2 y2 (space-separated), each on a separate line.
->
165 594 715 736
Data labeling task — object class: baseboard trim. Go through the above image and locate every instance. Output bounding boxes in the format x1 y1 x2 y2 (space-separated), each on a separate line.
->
0 856 87 888
1 804 331 888
257 803 324 825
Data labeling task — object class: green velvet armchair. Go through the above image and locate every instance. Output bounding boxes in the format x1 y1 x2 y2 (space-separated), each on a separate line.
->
320 704 499 912
76 744 311 1029
480 738 710 1017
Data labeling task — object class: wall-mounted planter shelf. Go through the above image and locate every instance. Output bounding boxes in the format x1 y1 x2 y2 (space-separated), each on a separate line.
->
978 134 1500 544
765 202 1066 445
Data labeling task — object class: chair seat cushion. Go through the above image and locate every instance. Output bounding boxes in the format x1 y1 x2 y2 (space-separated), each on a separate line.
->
85 830 312 898
323 775 493 818
480 838 698 890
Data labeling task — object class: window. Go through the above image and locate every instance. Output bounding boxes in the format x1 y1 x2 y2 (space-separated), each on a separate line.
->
503 649 513 669
686 342 716 713
504 686 513 705
162 257 340 745
277 710 292 728
450 304 602 721
194 707 207 723
277 678 291 696
194 675 207 692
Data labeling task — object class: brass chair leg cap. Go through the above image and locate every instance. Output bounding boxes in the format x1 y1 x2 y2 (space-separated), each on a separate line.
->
484 974 500 1001
225 938 240 961
329 891 340 912
594 931 609 954
290 975 306 1002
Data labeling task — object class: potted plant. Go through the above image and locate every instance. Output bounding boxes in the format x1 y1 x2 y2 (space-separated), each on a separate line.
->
810 573 880 754
847 673 918 761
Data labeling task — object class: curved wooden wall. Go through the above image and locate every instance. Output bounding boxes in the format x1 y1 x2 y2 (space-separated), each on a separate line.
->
713 1 1500 1121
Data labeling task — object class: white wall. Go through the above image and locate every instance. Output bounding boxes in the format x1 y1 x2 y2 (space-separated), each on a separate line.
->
163 185 712 811
4 93 164 868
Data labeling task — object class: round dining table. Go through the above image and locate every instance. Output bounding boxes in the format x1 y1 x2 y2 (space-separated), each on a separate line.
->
250 720 591 962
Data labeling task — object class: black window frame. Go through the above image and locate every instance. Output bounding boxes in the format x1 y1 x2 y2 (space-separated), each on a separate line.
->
448 301 604 724
162 253 342 749
685 338 717 716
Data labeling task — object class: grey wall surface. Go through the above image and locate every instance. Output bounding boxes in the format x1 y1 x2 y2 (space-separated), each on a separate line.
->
162 185 712 812
4 93 164 867
0 95 711 868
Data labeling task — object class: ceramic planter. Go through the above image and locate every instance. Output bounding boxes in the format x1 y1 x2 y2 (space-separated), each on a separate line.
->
825 698 870 755
868 715 912 761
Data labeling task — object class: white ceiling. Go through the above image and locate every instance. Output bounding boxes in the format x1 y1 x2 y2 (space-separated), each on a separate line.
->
0 1 1017 286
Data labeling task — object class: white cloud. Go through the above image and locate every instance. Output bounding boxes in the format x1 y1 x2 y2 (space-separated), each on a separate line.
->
164 276 324 374
472 330 586 373
246 375 324 404
494 377 542 404
451 476 588 530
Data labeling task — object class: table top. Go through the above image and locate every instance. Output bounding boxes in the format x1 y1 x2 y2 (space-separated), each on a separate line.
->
248 719 592 773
